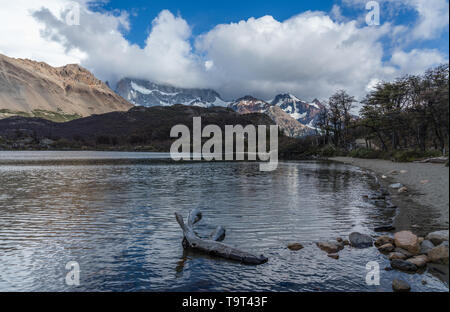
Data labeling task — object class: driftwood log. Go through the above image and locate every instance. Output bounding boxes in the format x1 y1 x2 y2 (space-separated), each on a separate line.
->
175 209 268 265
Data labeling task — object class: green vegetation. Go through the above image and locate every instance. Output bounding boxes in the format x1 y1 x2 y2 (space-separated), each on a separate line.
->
0 109 81 122
311 63 449 162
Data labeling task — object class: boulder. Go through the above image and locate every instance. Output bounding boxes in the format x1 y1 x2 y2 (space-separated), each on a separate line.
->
390 259 418 272
392 279 411 292
420 240 435 255
389 252 407 260
390 183 403 189
406 255 428 268
287 243 304 251
349 232 373 248
427 243 449 264
378 243 395 253
394 231 420 254
375 236 395 247
426 230 449 246
395 247 415 258
317 241 344 254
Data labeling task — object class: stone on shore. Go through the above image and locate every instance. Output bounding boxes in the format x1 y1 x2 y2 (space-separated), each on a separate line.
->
378 243 395 253
317 241 344 254
392 279 411 292
375 236 395 247
420 240 435 255
427 243 449 264
395 247 415 258
287 243 304 251
426 230 449 246
349 232 373 248
390 259 418 272
389 252 407 260
394 231 420 254
406 255 429 268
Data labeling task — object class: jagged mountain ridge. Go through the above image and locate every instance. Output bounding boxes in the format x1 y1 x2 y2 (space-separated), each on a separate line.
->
0 53 133 120
115 78 229 108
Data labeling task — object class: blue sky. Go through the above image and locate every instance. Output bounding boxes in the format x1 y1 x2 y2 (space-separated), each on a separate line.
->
91 0 448 57
91 0 339 45
0 0 448 101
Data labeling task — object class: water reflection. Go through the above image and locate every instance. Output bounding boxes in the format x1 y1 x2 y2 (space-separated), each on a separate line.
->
0 152 447 292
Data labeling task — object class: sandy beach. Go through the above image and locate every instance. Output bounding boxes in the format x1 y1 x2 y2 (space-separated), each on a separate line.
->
331 157 449 236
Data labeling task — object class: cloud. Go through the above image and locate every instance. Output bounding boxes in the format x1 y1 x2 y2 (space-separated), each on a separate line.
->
410 0 449 40
0 0 448 103
0 0 85 66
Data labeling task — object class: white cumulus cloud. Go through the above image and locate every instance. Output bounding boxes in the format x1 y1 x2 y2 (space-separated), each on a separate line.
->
0 0 448 102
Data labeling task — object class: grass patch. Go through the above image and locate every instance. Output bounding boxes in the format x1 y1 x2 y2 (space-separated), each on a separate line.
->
0 109 81 122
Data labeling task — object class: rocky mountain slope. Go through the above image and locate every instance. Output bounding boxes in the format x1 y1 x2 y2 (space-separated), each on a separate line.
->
116 78 229 108
0 53 133 121
270 94 324 129
265 106 315 137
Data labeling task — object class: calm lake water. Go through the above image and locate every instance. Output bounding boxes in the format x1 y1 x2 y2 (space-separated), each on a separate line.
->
0 151 448 292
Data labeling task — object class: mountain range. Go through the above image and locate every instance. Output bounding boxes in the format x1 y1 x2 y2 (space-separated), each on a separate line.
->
0 54 325 138
0 53 132 121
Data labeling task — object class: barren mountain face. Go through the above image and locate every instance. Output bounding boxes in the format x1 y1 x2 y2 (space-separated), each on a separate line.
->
0 54 133 120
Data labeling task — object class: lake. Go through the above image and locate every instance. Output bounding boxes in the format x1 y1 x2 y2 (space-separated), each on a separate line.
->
0 151 447 292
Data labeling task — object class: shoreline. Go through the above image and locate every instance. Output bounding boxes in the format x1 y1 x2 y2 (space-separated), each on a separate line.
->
330 157 449 235
330 157 449 286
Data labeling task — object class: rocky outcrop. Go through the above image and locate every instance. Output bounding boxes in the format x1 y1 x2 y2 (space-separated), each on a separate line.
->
0 53 132 119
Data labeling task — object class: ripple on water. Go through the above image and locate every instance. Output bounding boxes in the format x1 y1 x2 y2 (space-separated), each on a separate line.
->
0 153 447 292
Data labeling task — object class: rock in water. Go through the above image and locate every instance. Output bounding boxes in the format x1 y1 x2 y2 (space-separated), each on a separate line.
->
316 241 344 254
407 255 429 268
390 259 418 272
349 232 373 248
392 279 411 292
426 230 449 246
287 243 304 251
427 243 449 264
394 231 420 254
328 254 339 260
389 252 407 260
420 240 435 255
378 243 395 253
375 236 395 247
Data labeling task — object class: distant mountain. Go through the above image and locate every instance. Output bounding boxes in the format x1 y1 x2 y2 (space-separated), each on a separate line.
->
115 78 229 108
227 94 323 137
228 96 271 115
0 53 133 122
270 94 324 129
265 106 315 137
